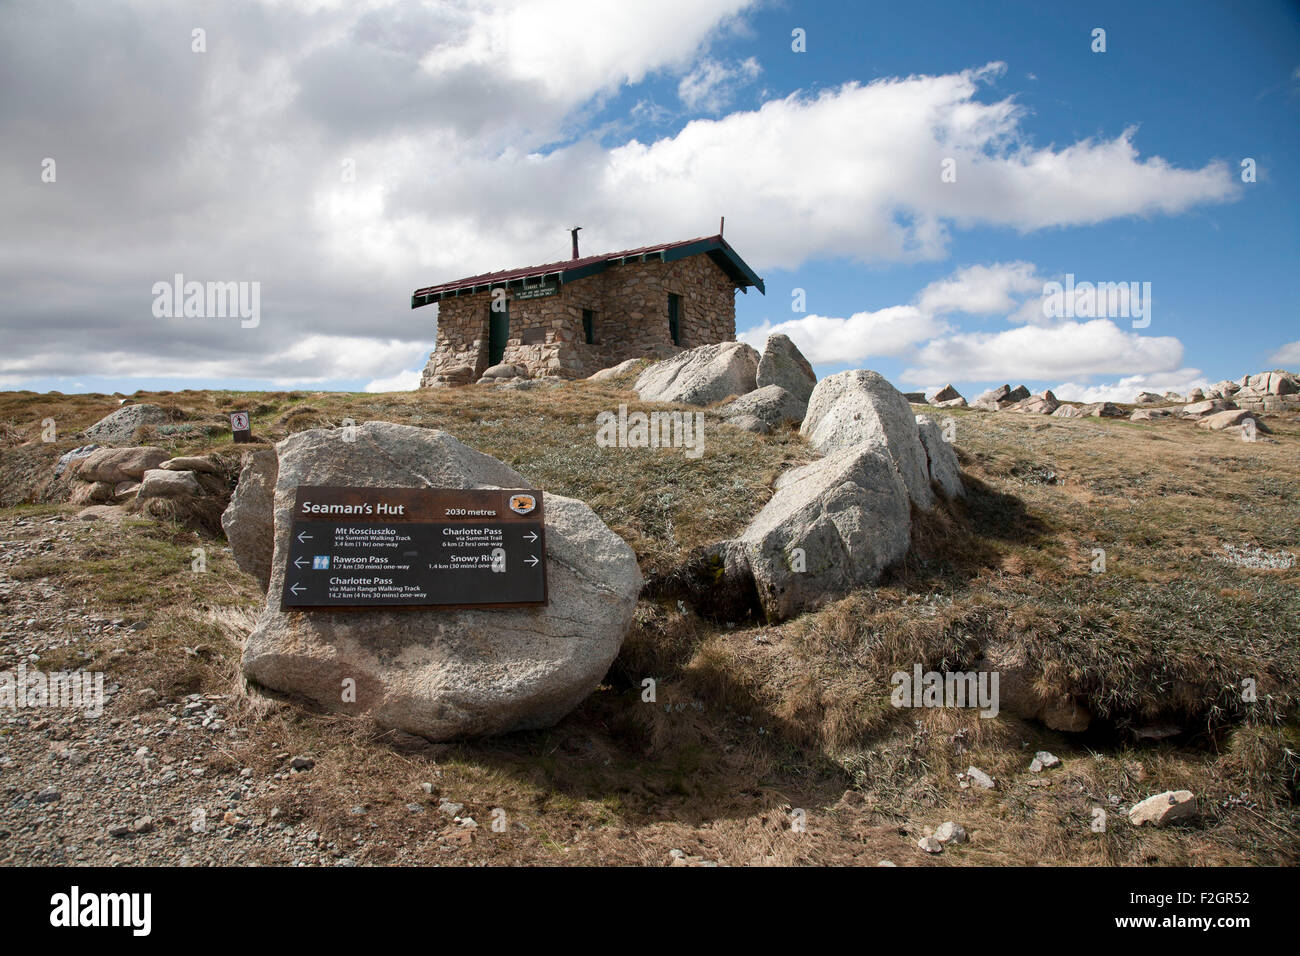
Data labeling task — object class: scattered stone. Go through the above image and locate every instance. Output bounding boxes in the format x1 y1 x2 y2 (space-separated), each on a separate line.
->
933 821 968 845
964 766 996 790
917 835 944 854
289 756 315 771
438 800 464 817
34 787 62 804
1029 751 1061 772
1128 790 1197 827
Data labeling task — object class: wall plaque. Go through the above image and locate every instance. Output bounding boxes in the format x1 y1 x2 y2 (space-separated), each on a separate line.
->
280 486 547 609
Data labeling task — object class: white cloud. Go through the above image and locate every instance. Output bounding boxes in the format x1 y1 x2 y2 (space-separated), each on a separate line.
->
678 56 761 113
1267 340 1300 368
364 368 423 392
1051 370 1210 404
740 307 946 364
0 4 1242 390
916 261 1041 316
902 319 1185 383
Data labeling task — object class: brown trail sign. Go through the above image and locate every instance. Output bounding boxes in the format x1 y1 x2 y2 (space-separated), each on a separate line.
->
280 486 547 609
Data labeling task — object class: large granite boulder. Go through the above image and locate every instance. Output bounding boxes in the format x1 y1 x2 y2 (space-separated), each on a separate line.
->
83 404 171 445
222 447 279 592
719 384 807 434
238 422 643 741
915 415 964 499
800 369 935 510
635 342 759 406
931 384 962 404
734 446 911 621
1051 404 1083 418
78 446 169 483
755 334 816 405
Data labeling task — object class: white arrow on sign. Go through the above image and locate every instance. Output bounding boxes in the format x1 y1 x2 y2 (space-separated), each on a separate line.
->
523 531 538 543
293 556 309 569
297 531 312 543
525 554 539 567
288 582 305 595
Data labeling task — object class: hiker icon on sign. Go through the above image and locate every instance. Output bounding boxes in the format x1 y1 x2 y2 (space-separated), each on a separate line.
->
313 555 330 570
230 412 250 431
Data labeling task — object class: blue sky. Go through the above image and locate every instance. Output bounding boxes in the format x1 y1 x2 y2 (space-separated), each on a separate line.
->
2 0 1297 401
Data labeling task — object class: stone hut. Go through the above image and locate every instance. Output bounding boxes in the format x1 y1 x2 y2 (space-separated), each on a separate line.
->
413 232 765 386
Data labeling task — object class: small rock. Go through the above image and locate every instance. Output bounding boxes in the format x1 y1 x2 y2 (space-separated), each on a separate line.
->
933 821 968 845
34 787 62 804
289 755 314 771
964 766 996 790
1128 790 1197 827
917 836 944 854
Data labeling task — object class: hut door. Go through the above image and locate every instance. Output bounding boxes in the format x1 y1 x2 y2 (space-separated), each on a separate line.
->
668 293 681 345
488 302 509 366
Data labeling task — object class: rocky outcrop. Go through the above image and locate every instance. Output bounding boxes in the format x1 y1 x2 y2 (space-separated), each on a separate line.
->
800 370 935 510
931 384 962 404
755 334 816 405
1007 390 1059 415
237 422 643 741
83 405 171 445
634 342 759 406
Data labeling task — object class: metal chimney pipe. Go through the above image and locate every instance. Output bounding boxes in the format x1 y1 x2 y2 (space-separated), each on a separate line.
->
570 226 582 259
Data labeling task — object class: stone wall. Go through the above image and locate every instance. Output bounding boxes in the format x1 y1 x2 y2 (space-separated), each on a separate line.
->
419 252 741 386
